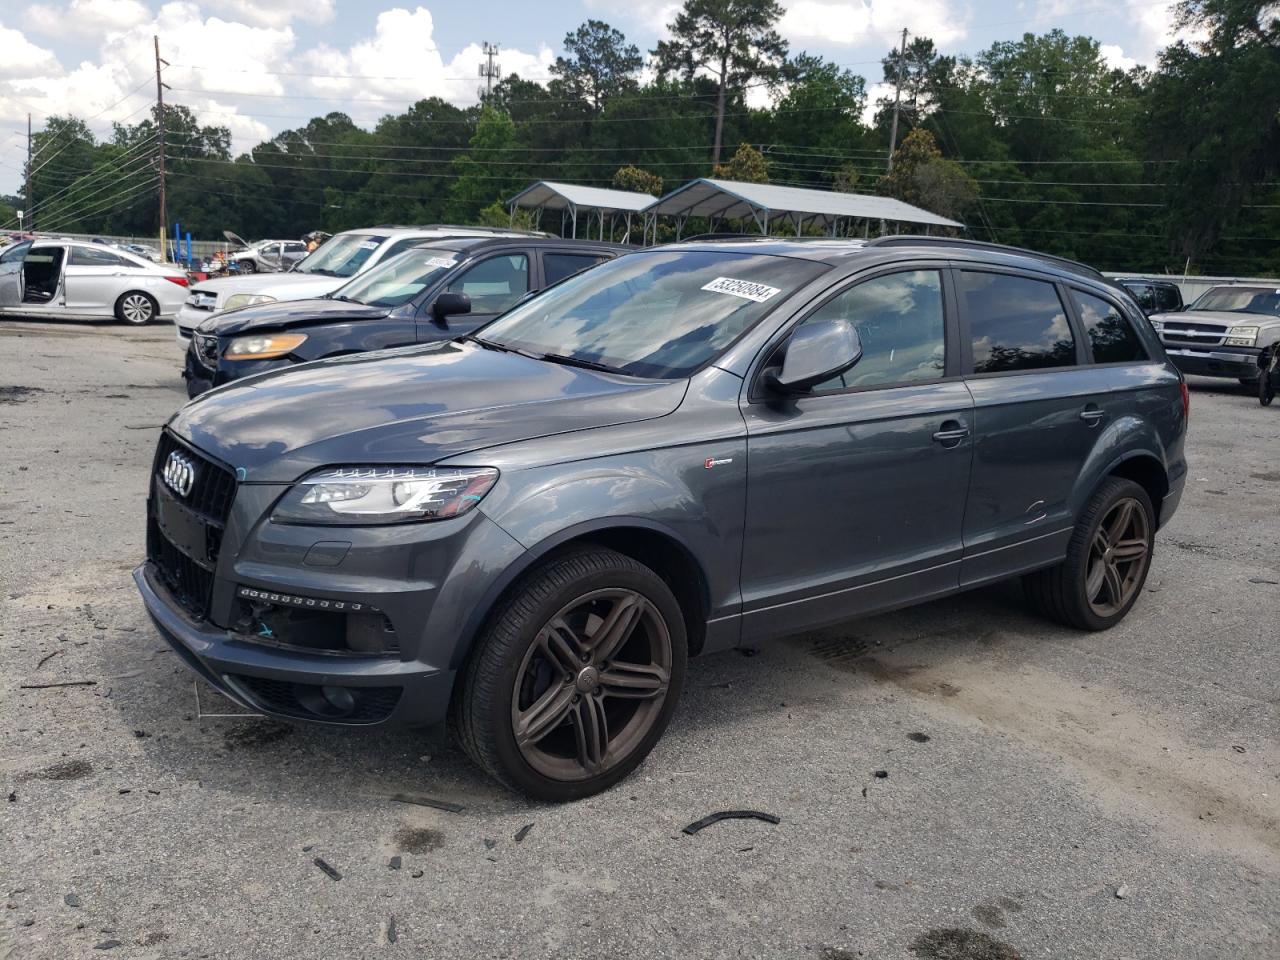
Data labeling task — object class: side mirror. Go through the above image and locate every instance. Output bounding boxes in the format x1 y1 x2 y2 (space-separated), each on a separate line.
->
431 291 471 322
766 318 863 394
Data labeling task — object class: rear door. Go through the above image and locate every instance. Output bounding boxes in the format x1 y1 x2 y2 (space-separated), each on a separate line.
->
65 244 131 314
418 250 530 341
954 266 1098 585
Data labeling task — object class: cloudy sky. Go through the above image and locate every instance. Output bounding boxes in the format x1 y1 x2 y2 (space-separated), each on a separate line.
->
0 0 1186 195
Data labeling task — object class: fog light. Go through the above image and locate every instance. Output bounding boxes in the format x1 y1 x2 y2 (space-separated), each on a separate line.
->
321 685 356 713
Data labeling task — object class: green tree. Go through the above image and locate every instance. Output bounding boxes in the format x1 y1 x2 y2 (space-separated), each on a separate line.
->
653 0 789 165
880 128 978 222
612 165 663 195
713 142 769 182
446 108 526 223
551 20 642 114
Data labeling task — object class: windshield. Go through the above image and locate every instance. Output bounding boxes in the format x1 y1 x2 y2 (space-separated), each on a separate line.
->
333 247 463 307
477 249 826 379
296 233 388 277
1187 286 1280 317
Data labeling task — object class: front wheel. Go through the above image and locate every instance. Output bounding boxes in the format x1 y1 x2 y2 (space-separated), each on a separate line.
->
453 548 687 800
1023 477 1155 631
114 291 157 325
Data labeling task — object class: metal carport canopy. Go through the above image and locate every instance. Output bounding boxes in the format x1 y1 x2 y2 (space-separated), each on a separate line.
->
508 181 655 214
644 178 964 230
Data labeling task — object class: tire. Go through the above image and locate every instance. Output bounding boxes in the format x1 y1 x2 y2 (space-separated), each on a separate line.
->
114 291 157 325
1023 477 1156 631
240 260 257 274
453 547 687 801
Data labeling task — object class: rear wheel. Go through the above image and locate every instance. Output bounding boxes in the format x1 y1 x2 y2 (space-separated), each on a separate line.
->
114 291 157 325
454 547 686 800
1023 477 1155 631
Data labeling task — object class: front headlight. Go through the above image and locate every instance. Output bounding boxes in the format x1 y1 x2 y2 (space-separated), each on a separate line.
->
1149 319 1164 331
223 293 277 312
223 332 307 360
271 466 499 525
1224 325 1259 347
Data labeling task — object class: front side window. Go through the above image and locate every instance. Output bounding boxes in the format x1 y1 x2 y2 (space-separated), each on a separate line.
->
1 241 32 264
544 253 605 286
480 250 827 380
802 270 947 392
1154 284 1182 311
446 254 529 314
296 233 388 277
960 271 1076 374
1071 289 1147 364
1123 282 1155 312
335 248 464 308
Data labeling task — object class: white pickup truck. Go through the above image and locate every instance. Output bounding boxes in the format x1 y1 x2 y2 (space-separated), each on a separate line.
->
1149 283 1280 385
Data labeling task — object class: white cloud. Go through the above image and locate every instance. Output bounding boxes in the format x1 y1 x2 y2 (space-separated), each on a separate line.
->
294 7 553 108
215 0 335 29
0 24 60 77
1099 44 1137 71
29 0 150 38
782 0 970 48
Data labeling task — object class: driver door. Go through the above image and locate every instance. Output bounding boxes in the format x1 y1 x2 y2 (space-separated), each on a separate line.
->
417 252 530 341
0 241 29 308
738 267 974 640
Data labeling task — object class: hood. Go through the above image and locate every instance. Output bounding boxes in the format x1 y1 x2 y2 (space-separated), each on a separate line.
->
223 229 250 249
196 297 390 336
193 273 347 305
170 340 687 482
1159 310 1280 328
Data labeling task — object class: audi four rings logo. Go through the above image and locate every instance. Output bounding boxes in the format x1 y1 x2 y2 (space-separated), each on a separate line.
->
162 451 197 497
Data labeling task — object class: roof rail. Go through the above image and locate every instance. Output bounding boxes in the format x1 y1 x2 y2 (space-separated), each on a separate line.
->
864 235 1102 279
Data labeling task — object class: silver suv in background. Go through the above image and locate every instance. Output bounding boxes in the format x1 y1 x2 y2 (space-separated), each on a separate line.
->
174 224 547 348
1149 284 1280 384
221 232 309 274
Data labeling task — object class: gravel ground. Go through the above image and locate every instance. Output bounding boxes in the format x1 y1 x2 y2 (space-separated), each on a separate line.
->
1 319 1277 960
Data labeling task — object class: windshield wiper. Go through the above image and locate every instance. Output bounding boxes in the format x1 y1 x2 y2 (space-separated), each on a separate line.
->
536 352 630 375
329 294 364 304
458 334 516 353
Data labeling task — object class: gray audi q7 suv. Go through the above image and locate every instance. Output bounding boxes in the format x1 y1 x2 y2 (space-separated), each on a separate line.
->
135 237 1188 800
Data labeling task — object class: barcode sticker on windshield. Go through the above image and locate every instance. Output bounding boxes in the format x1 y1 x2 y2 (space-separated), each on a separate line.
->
701 277 781 302
425 257 457 269
359 240 380 250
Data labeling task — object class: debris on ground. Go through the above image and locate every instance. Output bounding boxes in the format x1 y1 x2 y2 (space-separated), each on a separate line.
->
483 838 497 849
64 893 82 907
19 680 96 689
908 732 931 743
36 650 62 668
387 915 397 944
513 823 534 842
874 770 889 779
388 855 401 870
388 792 464 813
1232 745 1246 753
1247 578 1278 585
410 869 423 878
1115 884 1130 900
93 940 121 950
681 810 781 835
313 858 342 881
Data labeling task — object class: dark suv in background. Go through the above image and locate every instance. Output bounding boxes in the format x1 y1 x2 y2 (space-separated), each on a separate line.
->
136 237 1187 800
184 237 620 396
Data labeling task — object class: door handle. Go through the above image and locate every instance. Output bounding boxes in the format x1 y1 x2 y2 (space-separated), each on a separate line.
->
932 421 970 446
1079 404 1104 426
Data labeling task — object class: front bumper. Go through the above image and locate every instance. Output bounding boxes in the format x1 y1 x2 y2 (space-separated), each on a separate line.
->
134 562 456 727
1162 345 1262 379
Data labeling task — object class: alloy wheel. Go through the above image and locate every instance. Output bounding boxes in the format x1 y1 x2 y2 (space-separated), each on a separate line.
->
1085 497 1151 617
120 293 154 324
511 588 672 782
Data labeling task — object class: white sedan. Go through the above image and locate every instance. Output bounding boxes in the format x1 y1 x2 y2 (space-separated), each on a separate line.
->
0 239 189 324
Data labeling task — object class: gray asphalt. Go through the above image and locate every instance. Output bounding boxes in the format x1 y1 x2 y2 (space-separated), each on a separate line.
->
1 319 1277 960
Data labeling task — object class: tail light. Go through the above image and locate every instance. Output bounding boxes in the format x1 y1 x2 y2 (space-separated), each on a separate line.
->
165 276 190 287
1179 379 1190 421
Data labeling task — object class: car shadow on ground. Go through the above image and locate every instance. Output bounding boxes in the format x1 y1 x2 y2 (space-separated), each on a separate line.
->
102 578 1059 815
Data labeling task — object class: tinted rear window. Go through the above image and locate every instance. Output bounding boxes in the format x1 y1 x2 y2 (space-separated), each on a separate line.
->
1070 289 1147 364
960 271 1076 373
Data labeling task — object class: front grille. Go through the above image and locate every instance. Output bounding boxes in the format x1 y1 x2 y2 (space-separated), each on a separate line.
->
1161 322 1227 347
227 674 403 724
154 432 236 524
148 516 216 619
148 432 237 620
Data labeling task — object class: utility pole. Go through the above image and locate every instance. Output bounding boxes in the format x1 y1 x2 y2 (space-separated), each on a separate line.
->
478 42 500 99
154 35 169 260
887 27 908 173
24 114 33 232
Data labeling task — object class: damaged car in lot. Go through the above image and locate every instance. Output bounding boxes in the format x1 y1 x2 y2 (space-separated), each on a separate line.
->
221 232 310 274
183 236 620 397
174 224 545 348
1149 283 1280 385
135 237 1187 800
0 237 188 323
